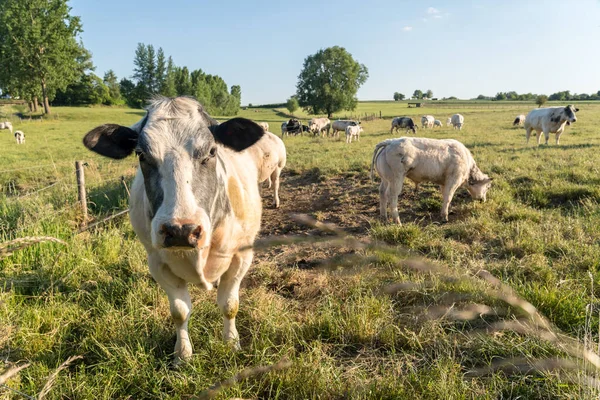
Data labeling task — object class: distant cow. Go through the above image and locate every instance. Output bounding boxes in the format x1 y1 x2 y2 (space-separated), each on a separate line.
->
309 117 331 137
281 122 288 136
82 96 266 363
371 137 492 223
14 130 24 144
434 120 443 128
247 131 286 208
391 117 417 134
257 122 269 131
513 114 525 127
446 117 452 127
451 114 465 130
345 125 363 143
524 105 579 145
0 121 13 134
331 120 359 138
421 115 435 129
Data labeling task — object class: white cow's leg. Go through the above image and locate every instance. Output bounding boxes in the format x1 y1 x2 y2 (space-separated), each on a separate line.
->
148 255 193 362
556 129 563 145
536 130 543 145
217 251 252 350
389 176 405 224
271 168 282 208
543 130 550 145
379 181 389 219
441 181 461 222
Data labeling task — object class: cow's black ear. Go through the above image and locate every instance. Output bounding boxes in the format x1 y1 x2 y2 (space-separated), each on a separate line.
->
211 118 264 151
83 124 138 159
576 108 580 112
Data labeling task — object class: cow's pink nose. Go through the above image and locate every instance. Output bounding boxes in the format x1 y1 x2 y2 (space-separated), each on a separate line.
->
160 223 203 248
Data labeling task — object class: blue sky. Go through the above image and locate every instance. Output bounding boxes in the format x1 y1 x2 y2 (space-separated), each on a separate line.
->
71 0 600 105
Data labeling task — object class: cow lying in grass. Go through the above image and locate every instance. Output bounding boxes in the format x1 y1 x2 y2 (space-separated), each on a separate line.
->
83 96 266 363
371 137 492 224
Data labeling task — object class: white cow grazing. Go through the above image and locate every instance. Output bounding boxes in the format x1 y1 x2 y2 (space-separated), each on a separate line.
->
257 122 269 131
14 130 25 144
421 115 435 129
0 121 13 134
451 114 465 130
309 117 331 137
371 137 492 224
434 120 442 128
446 117 452 127
345 125 363 143
513 114 526 127
83 96 266 362
524 105 578 145
247 131 287 208
331 120 359 138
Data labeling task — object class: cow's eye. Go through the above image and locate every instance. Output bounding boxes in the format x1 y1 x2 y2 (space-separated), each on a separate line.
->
209 147 217 157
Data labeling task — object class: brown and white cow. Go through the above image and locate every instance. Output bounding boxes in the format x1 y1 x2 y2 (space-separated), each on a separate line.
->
83 96 265 363
371 137 492 223
524 105 579 145
247 131 286 208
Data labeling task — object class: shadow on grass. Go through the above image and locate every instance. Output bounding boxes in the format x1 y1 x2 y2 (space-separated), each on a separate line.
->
498 143 599 153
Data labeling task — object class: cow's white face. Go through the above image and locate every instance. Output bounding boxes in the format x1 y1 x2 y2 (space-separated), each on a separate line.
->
83 97 264 251
467 179 492 202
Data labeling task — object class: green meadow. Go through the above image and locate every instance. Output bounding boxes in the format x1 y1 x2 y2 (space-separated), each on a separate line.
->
1 101 600 399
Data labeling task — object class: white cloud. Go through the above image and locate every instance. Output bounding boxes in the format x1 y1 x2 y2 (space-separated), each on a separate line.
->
402 26 413 31
427 7 440 14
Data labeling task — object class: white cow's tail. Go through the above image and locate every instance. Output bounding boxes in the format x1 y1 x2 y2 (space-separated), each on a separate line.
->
370 141 389 181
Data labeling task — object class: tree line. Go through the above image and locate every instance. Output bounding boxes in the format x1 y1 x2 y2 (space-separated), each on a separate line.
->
0 1 241 115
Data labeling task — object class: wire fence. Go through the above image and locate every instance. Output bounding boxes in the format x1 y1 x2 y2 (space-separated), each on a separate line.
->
0 159 136 238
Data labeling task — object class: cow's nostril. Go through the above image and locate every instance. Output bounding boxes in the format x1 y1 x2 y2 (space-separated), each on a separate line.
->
190 226 202 241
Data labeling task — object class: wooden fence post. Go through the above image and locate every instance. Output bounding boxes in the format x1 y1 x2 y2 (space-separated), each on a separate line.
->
75 161 88 227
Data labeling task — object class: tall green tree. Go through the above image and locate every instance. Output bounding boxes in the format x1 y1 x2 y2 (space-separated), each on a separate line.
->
296 46 368 118
393 92 405 101
536 95 548 108
133 43 150 97
103 70 121 105
412 90 423 99
156 48 166 95
174 67 193 96
161 56 177 97
0 0 90 114
286 96 299 115
425 89 433 99
146 45 157 93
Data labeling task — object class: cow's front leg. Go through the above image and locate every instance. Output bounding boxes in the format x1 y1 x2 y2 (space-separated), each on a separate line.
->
217 251 252 350
149 255 193 363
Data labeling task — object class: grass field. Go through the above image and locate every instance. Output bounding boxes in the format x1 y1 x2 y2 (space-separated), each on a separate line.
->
2 101 600 399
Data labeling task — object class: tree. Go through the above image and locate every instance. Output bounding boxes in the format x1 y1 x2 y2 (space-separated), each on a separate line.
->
103 70 121 105
120 78 141 108
536 95 548 108
413 90 423 99
296 46 368 118
425 89 433 99
0 0 90 114
161 56 177 97
155 48 166 95
393 92 405 101
286 97 299 115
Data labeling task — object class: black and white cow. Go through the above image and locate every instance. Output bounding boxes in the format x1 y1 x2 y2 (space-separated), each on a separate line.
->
390 117 417 134
524 105 579 145
83 96 265 363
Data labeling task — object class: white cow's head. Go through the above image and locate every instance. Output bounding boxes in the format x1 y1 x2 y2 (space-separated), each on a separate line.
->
467 174 493 202
83 96 264 251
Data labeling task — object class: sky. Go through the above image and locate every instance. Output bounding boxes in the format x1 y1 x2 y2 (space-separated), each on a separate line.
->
70 0 600 105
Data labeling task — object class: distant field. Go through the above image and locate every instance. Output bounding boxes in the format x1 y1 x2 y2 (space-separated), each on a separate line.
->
2 102 600 398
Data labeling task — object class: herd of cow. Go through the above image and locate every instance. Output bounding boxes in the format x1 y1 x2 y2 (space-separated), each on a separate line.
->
0 96 582 364
0 121 24 144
